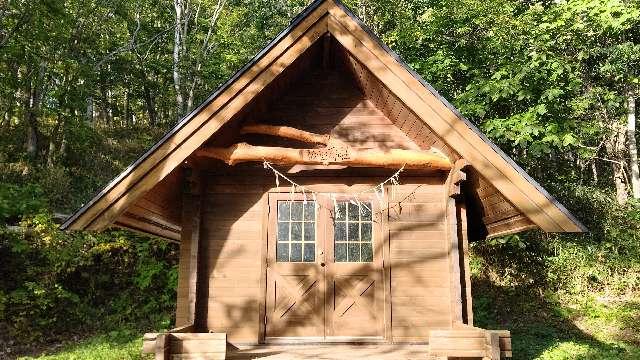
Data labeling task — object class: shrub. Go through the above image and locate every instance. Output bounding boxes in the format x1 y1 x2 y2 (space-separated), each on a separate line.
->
0 214 178 344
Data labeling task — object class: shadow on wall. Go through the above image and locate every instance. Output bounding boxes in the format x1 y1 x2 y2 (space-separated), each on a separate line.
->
198 172 453 333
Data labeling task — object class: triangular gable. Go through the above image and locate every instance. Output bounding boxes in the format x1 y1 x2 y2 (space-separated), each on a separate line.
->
62 0 585 234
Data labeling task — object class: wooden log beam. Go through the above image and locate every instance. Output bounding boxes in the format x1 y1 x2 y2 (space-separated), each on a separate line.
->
201 124 453 169
196 142 452 170
241 124 330 145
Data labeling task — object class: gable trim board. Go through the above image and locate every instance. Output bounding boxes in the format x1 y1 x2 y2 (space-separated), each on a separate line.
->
61 0 586 234
61 1 331 231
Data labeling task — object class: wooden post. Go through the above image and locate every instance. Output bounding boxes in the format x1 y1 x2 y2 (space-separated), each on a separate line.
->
322 33 332 70
447 196 464 326
382 184 392 341
458 201 473 326
154 333 170 360
445 160 469 327
486 331 501 360
175 166 203 327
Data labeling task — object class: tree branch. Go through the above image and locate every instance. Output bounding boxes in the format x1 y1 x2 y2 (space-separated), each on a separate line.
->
195 125 452 170
241 124 330 145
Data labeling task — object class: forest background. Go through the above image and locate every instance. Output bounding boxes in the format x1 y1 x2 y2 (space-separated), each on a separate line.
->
0 0 639 359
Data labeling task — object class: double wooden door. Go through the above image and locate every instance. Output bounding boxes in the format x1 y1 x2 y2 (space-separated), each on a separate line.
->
265 193 385 342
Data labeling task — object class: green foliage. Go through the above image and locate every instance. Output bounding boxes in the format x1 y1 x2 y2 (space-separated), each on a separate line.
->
17 329 147 360
473 285 640 359
0 184 47 224
473 186 640 295
0 0 639 358
0 214 177 345
471 185 640 359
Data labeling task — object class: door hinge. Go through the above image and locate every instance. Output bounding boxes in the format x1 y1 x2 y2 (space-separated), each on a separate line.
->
264 315 267 325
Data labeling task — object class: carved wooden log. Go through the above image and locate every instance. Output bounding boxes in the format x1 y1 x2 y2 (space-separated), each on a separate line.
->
196 143 452 170
197 124 452 170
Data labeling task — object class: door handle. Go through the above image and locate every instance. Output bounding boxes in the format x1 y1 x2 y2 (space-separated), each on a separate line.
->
320 262 326 267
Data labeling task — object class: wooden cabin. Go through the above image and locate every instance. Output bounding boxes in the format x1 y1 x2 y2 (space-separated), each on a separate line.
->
62 0 585 358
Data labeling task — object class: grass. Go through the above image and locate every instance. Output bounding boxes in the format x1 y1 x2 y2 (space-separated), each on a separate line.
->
15 289 640 360
17 330 149 360
19 296 640 360
474 279 640 360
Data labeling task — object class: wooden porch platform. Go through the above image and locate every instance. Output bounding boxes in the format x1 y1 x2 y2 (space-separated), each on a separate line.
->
144 327 511 359
226 344 430 360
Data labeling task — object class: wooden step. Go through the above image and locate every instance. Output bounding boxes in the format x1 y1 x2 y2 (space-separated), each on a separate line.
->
428 327 511 359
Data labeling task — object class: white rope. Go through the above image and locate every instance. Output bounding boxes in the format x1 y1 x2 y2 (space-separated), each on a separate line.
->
263 161 405 215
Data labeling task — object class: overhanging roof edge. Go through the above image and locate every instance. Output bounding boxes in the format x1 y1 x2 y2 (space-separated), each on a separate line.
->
62 0 586 233
331 0 587 233
61 0 327 230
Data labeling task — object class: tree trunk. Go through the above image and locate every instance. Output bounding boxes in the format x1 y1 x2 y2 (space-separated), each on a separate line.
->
358 0 367 22
124 91 131 126
46 118 61 167
1 108 8 129
107 88 113 125
25 103 38 158
173 0 184 120
187 76 197 113
605 120 628 204
185 0 226 113
627 92 639 199
99 85 109 125
86 96 94 125
24 63 45 159
143 82 157 126
59 131 67 160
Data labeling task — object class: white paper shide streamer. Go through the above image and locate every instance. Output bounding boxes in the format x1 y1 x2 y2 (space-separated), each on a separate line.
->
262 161 405 216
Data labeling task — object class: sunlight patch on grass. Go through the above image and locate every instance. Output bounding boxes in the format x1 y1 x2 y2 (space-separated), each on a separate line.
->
18 330 150 360
536 341 638 360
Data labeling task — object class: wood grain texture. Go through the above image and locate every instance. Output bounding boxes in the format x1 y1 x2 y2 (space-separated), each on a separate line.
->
201 178 265 343
175 218 193 326
253 65 424 156
458 202 473 326
467 170 536 237
388 182 451 342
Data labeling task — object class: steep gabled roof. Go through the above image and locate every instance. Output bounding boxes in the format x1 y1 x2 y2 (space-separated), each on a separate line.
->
62 0 585 234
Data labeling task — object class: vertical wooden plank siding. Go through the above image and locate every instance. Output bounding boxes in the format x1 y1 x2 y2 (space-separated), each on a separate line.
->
388 179 451 342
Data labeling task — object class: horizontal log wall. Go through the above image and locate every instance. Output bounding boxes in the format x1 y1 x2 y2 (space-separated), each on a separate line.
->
388 178 451 342
200 175 266 343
